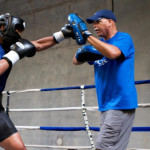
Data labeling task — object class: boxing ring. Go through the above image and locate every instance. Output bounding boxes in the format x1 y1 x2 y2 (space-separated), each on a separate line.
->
2 79 150 150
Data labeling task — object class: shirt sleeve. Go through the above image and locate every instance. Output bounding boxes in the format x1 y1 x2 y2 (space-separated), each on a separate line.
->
111 33 134 58
0 45 5 59
87 61 94 65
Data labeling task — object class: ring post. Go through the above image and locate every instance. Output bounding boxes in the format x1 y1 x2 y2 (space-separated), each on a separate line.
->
6 91 10 115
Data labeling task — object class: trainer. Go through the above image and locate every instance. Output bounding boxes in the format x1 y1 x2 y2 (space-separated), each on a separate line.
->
72 9 138 150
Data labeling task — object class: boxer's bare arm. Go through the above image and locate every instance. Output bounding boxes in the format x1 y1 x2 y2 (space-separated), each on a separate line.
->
32 24 75 52
31 36 57 52
1 39 36 76
0 59 10 75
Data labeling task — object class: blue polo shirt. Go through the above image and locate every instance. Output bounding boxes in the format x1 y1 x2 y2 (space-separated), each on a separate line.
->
0 45 11 92
91 32 138 111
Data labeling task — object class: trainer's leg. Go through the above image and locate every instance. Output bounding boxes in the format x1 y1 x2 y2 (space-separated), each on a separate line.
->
96 109 135 150
0 132 26 150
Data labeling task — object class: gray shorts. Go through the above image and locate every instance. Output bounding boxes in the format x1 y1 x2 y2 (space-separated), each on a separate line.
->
96 109 135 150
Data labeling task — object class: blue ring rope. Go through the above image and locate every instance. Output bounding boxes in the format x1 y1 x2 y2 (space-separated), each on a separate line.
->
135 80 150 84
41 80 150 91
40 126 150 132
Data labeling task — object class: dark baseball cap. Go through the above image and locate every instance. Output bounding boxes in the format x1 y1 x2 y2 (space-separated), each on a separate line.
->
86 9 116 24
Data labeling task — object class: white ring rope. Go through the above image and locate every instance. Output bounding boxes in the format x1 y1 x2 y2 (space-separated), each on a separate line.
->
16 126 40 130
25 145 150 150
138 103 150 107
25 144 91 149
127 149 150 150
2 89 41 94
8 103 150 112
8 106 98 112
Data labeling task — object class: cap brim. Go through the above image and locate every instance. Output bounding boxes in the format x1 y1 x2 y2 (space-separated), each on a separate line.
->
86 16 98 24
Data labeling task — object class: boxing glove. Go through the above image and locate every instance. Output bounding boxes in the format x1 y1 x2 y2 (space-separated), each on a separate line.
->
53 24 75 43
2 38 36 65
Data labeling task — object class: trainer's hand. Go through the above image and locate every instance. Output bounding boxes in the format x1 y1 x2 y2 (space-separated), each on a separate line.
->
2 38 36 65
53 24 75 43
75 45 103 62
68 13 92 45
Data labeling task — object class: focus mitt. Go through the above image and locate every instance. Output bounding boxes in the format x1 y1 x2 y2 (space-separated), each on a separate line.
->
76 45 103 62
68 13 90 45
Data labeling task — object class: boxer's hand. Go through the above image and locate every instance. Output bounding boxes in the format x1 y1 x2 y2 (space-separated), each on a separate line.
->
53 24 75 43
2 38 36 65
61 24 75 39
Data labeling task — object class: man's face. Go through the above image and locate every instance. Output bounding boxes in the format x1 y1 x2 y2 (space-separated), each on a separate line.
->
0 25 22 50
0 24 22 36
0 25 4 31
93 18 110 38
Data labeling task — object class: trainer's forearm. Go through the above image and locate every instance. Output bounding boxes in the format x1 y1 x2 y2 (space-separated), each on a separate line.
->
72 54 84 65
32 36 57 52
87 35 121 59
0 59 10 76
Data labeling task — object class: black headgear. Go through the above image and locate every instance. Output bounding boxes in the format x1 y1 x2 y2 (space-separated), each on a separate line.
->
0 13 25 53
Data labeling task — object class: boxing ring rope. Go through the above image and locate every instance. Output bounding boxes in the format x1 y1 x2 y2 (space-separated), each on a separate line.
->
7 103 150 112
2 79 150 150
3 79 150 94
15 126 150 132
